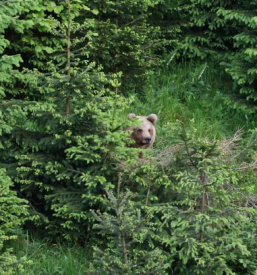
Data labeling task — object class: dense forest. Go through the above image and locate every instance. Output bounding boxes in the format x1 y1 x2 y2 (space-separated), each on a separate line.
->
1 0 257 274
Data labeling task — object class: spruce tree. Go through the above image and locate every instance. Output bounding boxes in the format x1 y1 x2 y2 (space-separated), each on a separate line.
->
83 0 163 91
218 2 257 113
89 188 169 275
0 169 29 274
150 123 257 274
2 0 136 241
162 0 236 59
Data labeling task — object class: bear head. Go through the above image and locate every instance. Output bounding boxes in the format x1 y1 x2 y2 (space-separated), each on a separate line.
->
127 113 157 149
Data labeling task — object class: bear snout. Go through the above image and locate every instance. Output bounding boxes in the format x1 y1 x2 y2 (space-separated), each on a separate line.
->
144 137 152 143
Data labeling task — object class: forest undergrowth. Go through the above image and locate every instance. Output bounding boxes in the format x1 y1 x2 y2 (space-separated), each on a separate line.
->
15 61 257 274
2 1 257 274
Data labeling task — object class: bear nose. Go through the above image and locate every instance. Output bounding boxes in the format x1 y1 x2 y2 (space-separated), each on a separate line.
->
145 137 151 143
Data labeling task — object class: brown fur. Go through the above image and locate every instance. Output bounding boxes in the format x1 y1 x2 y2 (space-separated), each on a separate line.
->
126 113 157 149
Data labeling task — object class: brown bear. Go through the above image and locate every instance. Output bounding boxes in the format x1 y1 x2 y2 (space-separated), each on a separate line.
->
126 113 157 150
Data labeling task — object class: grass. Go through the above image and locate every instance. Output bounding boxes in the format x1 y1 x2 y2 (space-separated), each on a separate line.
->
126 60 254 149
15 237 88 275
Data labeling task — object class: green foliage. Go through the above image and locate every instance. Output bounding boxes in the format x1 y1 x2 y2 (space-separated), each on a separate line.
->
150 122 257 274
0 169 30 274
165 0 236 60
85 0 164 91
88 121 257 274
0 0 165 242
1 0 140 241
0 0 70 74
0 0 56 159
163 0 257 113
2 1 257 273
0 0 55 95
0 0 166 94
89 188 169 275
218 3 257 113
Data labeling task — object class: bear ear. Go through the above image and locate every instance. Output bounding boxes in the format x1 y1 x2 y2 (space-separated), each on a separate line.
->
147 114 158 125
128 113 137 120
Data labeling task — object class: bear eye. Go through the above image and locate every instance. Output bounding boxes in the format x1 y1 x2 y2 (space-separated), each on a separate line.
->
137 129 143 133
148 129 151 133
